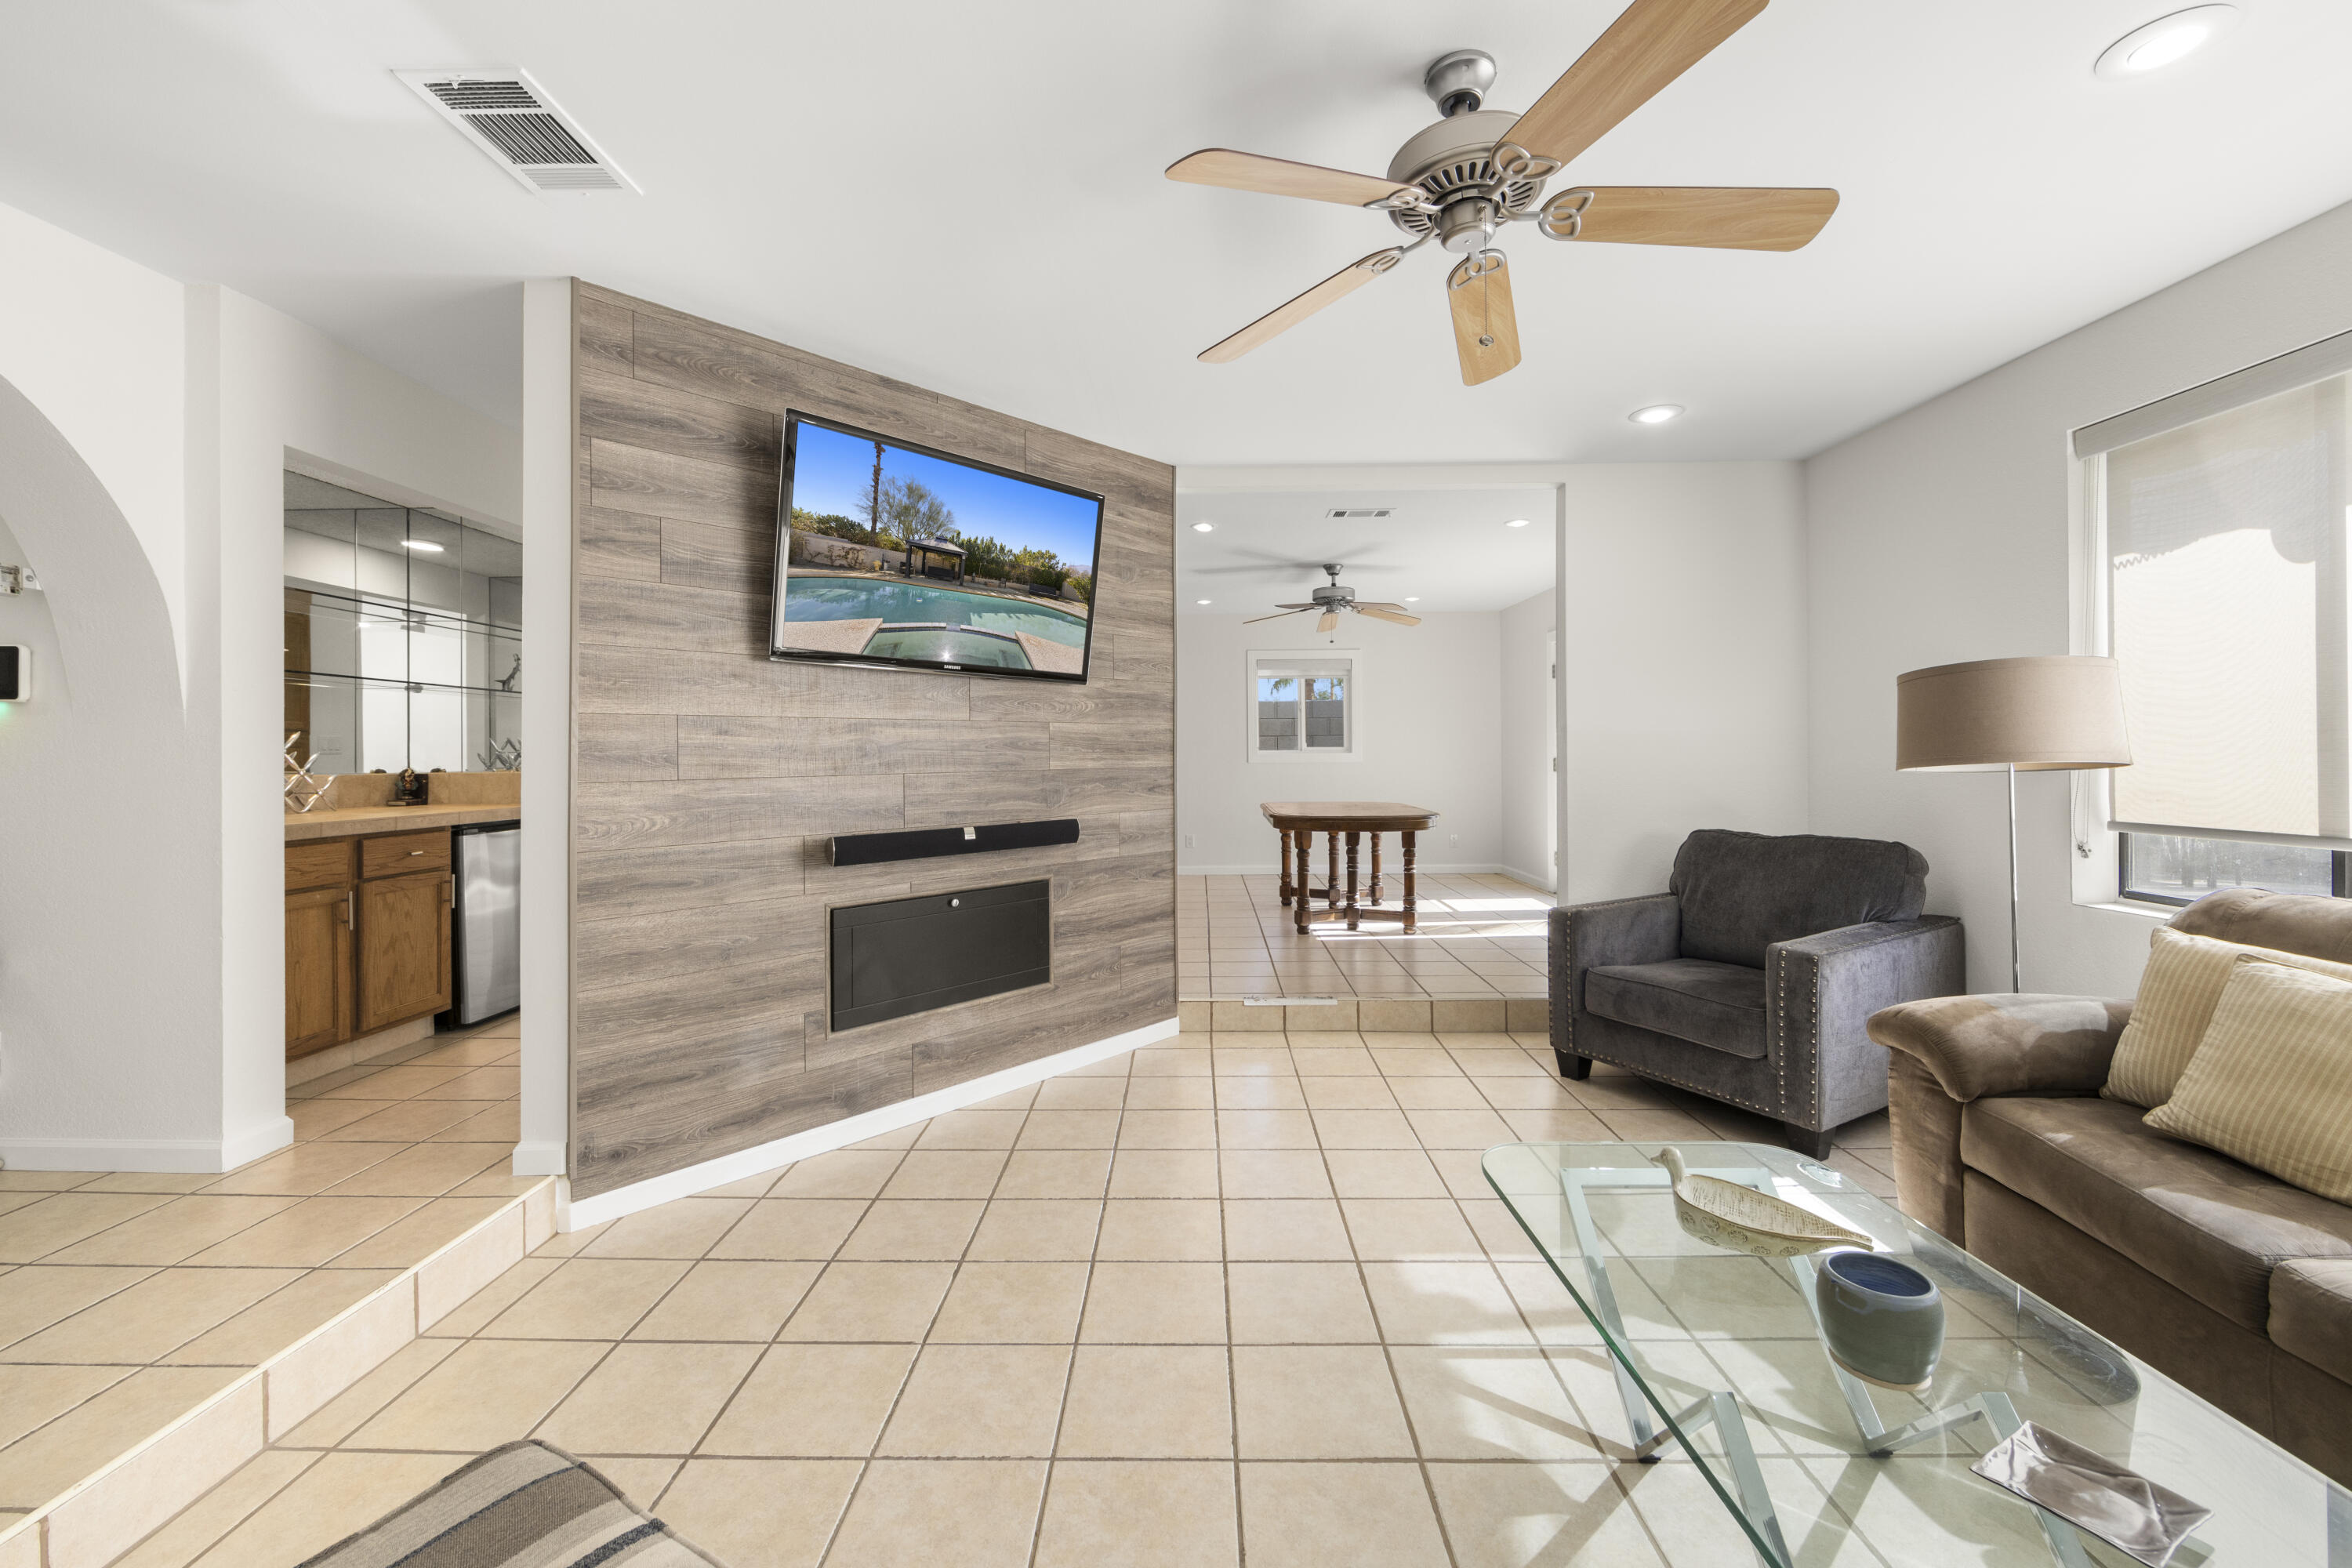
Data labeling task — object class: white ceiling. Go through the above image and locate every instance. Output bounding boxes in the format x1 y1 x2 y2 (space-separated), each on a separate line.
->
2 2 2350 467
1178 487 1556 615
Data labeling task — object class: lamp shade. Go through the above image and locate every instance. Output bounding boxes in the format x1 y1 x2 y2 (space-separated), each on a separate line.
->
1895 655 2131 772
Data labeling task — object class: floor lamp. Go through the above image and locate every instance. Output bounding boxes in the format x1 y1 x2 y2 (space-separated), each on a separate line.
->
1895 656 2131 993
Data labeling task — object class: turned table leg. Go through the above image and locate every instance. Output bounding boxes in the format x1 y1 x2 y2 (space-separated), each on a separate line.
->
1345 831 1361 931
1279 829 1293 909
1292 830 1312 935
1370 833 1384 905
1326 832 1340 922
1401 830 1418 934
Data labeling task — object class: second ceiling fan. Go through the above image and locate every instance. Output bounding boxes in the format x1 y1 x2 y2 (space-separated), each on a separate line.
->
1167 0 1837 386
1247 564 1421 633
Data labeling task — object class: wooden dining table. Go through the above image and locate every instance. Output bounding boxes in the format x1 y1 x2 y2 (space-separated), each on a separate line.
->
1259 800 1440 935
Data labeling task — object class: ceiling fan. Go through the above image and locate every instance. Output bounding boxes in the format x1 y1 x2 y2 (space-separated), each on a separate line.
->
1247 564 1421 632
1166 0 1837 386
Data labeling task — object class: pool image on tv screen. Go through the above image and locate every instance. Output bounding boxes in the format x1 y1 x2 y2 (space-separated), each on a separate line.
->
771 415 1105 680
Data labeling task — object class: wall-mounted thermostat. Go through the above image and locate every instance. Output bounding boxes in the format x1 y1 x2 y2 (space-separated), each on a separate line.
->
0 645 27 702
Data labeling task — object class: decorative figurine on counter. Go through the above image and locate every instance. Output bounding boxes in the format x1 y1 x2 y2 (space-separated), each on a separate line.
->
283 731 330 813
393 764 429 806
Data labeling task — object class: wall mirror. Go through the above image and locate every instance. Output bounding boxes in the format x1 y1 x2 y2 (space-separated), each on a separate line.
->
283 471 521 777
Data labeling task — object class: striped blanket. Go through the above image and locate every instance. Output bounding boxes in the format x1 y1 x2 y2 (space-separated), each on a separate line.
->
297 1441 721 1568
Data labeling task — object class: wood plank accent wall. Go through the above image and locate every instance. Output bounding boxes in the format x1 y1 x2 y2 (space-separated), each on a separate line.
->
568 281 1176 1199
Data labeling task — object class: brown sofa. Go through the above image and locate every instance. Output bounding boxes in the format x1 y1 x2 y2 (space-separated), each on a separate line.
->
1868 887 2352 1485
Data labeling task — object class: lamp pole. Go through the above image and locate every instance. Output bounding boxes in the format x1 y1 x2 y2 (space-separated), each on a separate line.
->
2005 763 2022 994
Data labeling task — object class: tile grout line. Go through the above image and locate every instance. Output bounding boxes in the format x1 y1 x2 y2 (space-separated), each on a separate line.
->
1023 1053 1123 1568
652 1128 924 1527
1312 1038 1464 1568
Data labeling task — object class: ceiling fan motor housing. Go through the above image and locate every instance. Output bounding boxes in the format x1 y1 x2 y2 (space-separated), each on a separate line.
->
1384 107 1547 245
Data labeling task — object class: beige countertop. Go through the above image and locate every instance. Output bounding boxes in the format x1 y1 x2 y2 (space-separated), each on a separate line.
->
285 804 521 842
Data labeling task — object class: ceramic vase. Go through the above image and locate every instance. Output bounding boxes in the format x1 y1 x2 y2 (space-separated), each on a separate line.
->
1815 1249 1944 1392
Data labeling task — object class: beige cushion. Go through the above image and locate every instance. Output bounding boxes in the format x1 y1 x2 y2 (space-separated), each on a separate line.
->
2103 927 2352 1108
2145 959 2352 1203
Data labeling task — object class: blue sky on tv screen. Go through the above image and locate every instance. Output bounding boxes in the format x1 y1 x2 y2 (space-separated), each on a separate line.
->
791 419 1101 571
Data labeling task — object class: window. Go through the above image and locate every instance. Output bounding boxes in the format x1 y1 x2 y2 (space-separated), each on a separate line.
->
1250 654 1355 760
2079 332 2352 903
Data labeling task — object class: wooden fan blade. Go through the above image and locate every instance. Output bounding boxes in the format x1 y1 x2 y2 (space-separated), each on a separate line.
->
1447 255 1522 387
1244 608 1311 624
1352 601 1412 612
1316 612 1340 633
1504 0 1768 166
1200 249 1403 364
1357 608 1421 626
1555 186 1837 250
1167 149 1421 209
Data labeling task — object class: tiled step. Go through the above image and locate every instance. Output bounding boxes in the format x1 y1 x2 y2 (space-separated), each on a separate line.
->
0 1180 554 1568
1177 997 1548 1033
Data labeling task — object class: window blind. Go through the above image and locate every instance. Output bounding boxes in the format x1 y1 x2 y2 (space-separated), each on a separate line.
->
2104 373 2350 844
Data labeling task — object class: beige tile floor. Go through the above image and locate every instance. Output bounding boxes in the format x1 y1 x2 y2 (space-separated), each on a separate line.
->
1180 873 1552 1001
118 1029 1896 1568
0 1014 528 1533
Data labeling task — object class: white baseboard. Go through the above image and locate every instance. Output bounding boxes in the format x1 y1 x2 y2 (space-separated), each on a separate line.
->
558 1014 1181 1232
510 1140 565 1177
1498 865 1557 894
1177 862 1514 877
2 1113 294 1174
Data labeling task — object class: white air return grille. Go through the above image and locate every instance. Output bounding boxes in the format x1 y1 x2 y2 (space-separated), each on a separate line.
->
397 68 637 194
1324 508 1393 519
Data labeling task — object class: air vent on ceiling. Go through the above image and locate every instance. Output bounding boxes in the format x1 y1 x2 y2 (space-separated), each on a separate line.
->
1324 508 1393 519
395 67 637 194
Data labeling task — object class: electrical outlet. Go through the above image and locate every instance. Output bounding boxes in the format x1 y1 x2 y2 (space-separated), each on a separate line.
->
1183 833 1194 849
1448 833 1459 848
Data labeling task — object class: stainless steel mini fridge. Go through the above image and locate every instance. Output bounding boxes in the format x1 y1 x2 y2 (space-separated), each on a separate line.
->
451 821 521 1025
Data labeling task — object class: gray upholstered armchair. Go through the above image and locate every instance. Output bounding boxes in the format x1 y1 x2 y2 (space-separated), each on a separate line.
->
1548 829 1965 1156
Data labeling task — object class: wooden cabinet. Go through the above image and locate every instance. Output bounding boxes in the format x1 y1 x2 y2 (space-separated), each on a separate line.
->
285 828 452 1059
285 884 353 1055
357 869 452 1033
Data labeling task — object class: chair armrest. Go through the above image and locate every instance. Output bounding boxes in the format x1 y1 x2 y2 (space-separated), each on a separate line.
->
1865 993 2132 1103
1548 895 1679 1055
1550 893 1679 972
1769 916 1967 1131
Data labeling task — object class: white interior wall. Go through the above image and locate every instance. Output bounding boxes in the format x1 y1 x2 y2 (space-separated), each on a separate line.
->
1558 462 1812 902
514 276 572 1178
1806 197 2352 998
0 192 521 1169
1498 588 1556 891
1176 611 1504 875
0 208 223 1168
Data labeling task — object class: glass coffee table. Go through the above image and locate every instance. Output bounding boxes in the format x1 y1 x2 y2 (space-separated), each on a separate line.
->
1483 1141 2352 1568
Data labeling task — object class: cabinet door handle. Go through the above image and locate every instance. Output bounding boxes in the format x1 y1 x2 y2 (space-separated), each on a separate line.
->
447 875 457 907
342 892 354 929
408 849 426 856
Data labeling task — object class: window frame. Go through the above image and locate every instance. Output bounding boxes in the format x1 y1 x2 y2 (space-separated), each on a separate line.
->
1245 648 1362 764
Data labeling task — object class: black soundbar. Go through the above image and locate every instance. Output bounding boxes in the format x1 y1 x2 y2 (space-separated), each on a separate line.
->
829 818 1081 867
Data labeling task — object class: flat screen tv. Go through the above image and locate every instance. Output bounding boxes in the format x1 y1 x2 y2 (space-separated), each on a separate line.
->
769 412 1105 682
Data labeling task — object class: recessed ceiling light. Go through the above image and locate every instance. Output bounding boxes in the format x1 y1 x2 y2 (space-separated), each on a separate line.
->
400 539 445 552
1628 404 1683 425
1191 521 1214 532
1405 596 1421 603
1196 598 1212 605
1505 518 1531 528
2095 5 2238 78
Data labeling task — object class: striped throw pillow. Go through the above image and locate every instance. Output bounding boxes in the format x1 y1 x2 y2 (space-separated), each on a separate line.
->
2144 958 2352 1203
2103 927 2352 1109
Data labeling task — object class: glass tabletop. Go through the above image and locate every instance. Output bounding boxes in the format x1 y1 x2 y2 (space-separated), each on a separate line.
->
1483 1140 2350 1568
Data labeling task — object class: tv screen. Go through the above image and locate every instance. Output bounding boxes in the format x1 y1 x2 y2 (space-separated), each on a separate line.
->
769 413 1105 681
